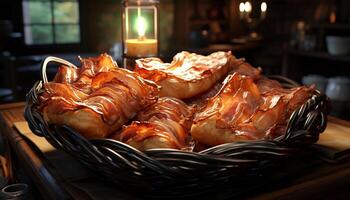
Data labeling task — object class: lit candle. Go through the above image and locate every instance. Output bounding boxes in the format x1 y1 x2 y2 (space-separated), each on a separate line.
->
239 2 245 19
243 1 252 19
261 2 267 19
244 1 252 13
125 13 158 57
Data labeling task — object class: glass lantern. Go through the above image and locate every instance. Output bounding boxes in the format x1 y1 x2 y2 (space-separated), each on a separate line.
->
122 0 159 69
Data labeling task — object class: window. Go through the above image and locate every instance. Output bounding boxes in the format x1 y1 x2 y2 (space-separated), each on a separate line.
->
22 0 80 45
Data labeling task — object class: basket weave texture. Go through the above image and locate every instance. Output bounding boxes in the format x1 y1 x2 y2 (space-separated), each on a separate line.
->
24 56 329 198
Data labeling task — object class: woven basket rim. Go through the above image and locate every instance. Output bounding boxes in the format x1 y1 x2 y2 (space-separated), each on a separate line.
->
23 55 330 198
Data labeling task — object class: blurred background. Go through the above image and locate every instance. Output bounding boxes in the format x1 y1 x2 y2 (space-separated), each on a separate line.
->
0 0 349 120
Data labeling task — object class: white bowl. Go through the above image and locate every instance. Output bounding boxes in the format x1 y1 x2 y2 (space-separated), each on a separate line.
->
325 77 350 101
326 36 350 55
302 75 328 92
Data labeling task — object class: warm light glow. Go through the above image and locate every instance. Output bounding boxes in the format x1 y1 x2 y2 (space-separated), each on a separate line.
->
244 1 252 12
136 16 147 37
126 39 157 57
261 2 267 12
239 2 245 12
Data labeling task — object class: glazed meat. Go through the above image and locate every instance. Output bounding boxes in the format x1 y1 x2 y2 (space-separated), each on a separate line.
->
113 97 195 151
134 51 238 99
39 54 159 139
229 57 262 79
37 51 315 150
191 73 314 146
52 54 119 93
186 58 262 106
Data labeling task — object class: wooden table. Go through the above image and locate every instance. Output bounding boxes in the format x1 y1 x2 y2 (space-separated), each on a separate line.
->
1 102 350 199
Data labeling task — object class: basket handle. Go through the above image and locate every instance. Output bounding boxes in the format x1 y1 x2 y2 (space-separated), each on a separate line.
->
41 56 77 83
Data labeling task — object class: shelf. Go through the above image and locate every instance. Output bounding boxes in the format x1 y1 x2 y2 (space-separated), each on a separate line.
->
311 23 350 30
189 19 227 26
176 42 262 55
287 49 350 63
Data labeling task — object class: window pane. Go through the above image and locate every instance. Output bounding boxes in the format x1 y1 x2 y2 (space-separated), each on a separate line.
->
54 1 79 23
24 25 53 45
22 1 52 24
55 24 80 43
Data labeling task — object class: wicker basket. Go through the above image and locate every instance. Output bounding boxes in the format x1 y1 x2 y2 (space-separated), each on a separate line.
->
24 56 329 198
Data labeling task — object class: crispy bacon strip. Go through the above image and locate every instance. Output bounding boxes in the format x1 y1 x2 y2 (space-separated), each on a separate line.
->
134 51 238 99
53 65 78 84
112 97 196 151
191 73 314 146
39 54 159 139
52 53 118 93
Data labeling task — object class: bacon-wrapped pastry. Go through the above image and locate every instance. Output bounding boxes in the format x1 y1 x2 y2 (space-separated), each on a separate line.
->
134 51 239 99
52 53 118 93
112 97 195 151
191 73 315 146
39 54 159 139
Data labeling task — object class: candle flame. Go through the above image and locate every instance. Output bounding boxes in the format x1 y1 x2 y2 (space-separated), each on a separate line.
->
261 2 267 12
239 2 245 12
136 16 147 38
244 2 252 12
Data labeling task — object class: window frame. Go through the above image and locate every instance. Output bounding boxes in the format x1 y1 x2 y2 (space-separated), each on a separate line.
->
21 0 84 53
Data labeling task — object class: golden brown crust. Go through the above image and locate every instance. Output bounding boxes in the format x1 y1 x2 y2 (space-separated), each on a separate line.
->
191 117 252 146
43 107 124 139
134 51 236 99
191 73 315 147
39 54 159 139
38 51 314 150
126 135 180 151
112 97 196 151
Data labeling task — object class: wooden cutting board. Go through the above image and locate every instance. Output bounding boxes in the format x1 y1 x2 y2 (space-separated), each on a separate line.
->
13 121 55 153
13 121 90 181
317 122 350 151
314 119 350 160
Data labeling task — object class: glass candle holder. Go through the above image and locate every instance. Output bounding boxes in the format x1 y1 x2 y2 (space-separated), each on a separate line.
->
122 0 159 69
